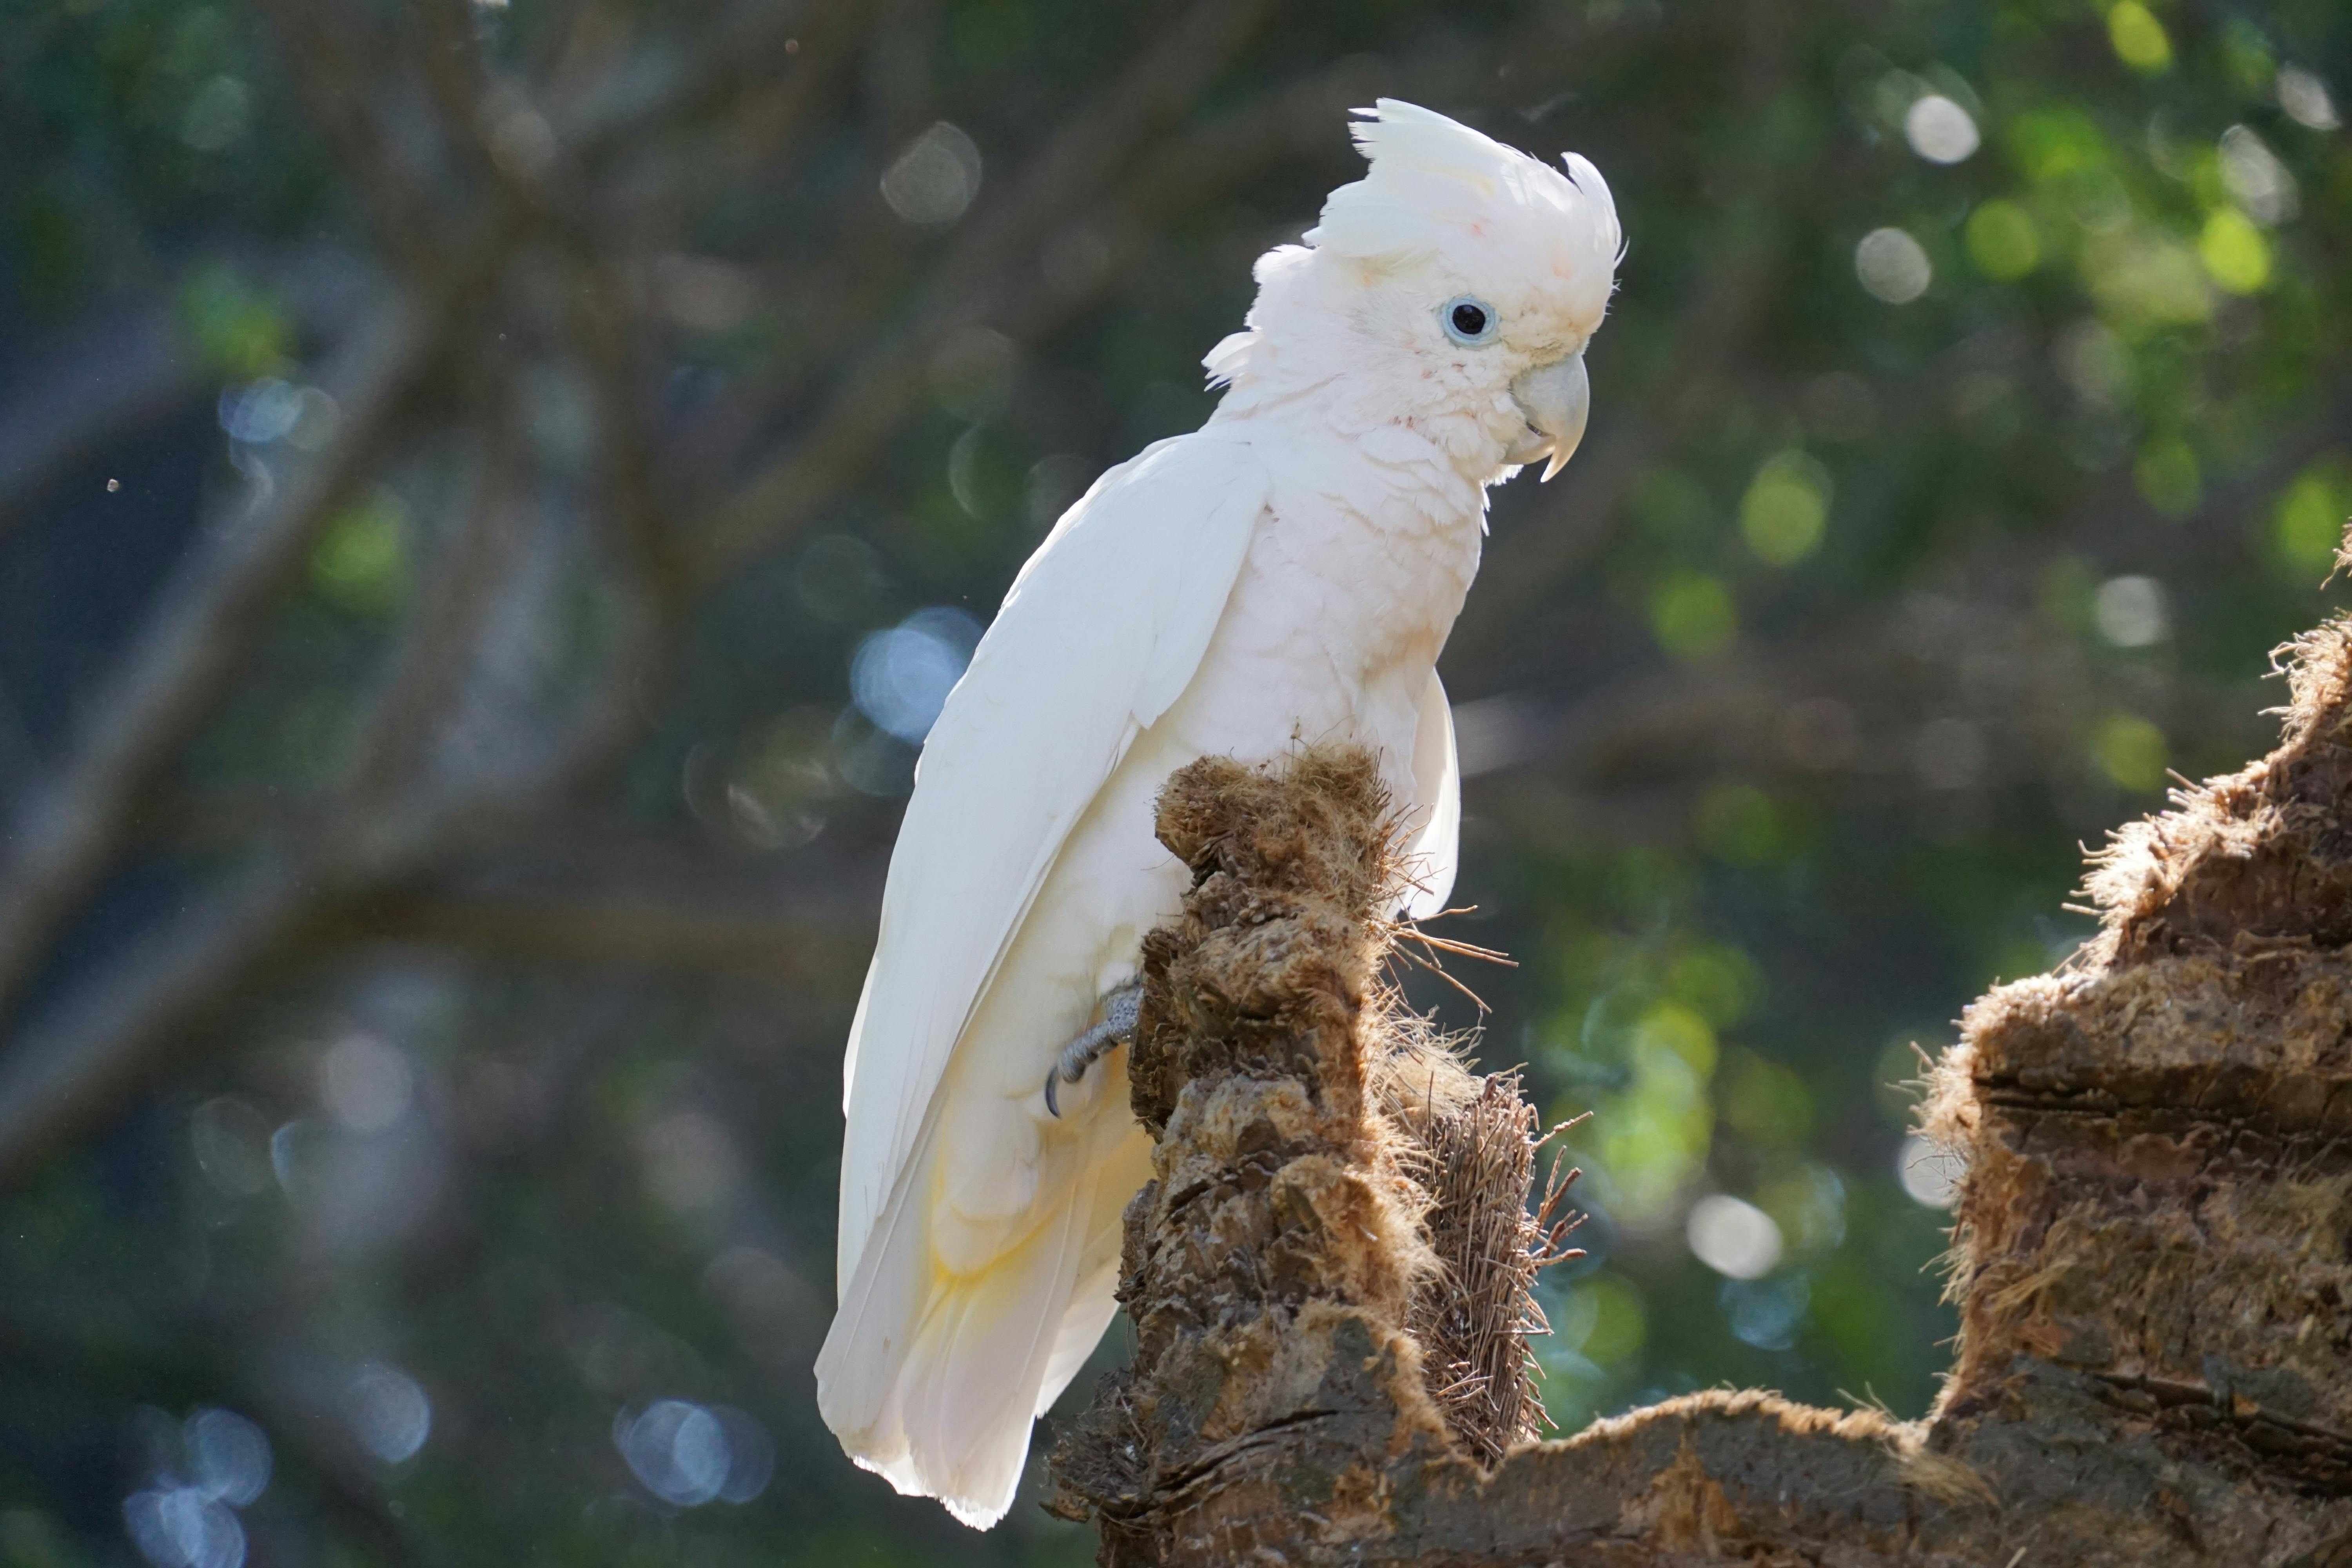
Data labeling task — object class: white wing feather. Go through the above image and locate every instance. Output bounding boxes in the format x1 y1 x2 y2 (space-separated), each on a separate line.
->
834 432 1270 1288
1402 668 1460 921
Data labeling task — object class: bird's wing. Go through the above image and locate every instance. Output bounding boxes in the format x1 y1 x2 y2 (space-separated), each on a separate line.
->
835 431 1270 1286
1401 667 1461 921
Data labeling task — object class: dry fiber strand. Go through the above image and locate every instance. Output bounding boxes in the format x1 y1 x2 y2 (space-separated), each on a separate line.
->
1050 699 2352 1562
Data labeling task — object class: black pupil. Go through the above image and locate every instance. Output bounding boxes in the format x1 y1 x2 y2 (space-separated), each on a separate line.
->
1451 302 1487 337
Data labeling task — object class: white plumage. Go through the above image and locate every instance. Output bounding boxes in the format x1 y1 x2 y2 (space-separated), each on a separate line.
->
815 99 1621 1527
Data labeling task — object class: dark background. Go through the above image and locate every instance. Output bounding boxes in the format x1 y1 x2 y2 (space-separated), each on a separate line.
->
3 0 2349 1563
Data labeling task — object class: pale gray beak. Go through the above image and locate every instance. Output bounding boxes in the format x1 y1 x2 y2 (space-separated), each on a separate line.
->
1503 352 1590 482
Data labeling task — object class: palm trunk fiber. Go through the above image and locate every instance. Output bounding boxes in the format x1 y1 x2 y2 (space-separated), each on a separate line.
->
1047 607 2352 1565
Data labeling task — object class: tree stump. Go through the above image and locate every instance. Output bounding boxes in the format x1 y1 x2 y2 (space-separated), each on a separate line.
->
1048 615 2352 1564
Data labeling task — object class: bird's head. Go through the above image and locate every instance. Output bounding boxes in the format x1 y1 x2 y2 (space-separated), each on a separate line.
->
1207 100 1622 482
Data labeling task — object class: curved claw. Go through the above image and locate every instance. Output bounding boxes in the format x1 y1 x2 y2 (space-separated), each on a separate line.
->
1042 983 1144 1119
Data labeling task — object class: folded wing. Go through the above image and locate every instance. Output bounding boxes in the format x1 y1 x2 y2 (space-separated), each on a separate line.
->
1401 668 1461 920
833 431 1271 1289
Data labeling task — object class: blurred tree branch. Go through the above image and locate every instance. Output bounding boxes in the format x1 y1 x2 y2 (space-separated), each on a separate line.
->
0 290 453 1027
0 0 1582 1191
684 0 1279 582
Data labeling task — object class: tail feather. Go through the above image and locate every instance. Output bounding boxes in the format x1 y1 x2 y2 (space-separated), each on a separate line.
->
909 1187 1085 1522
1031 1132 1141 1417
817 1107 1149 1529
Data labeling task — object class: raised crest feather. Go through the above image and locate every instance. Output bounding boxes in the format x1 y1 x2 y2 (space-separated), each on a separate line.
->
1304 99 1620 266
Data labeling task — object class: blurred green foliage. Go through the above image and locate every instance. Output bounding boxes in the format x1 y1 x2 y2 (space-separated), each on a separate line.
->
4 0 2352 1563
310 492 412 619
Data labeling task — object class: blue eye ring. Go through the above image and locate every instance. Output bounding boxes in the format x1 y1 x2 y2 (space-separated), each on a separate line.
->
1440 295 1501 347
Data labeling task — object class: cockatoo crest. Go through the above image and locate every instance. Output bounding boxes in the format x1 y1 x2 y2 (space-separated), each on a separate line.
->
1316 100 1621 297
1206 101 1619 479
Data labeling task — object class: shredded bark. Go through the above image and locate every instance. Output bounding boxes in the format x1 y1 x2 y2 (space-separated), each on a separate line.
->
1387 1066 1581 1466
1049 660 2352 1564
1925 614 2352 1521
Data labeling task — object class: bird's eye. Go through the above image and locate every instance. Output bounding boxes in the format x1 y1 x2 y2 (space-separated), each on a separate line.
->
1440 296 1499 347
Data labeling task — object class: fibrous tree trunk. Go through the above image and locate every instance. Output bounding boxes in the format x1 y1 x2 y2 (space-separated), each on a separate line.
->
1047 608 2352 1564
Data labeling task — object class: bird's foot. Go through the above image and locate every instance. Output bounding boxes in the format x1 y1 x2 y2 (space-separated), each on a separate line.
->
1043 983 1143 1118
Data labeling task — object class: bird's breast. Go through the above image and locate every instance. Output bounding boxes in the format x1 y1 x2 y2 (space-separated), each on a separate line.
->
1153 454 1483 802
1245 461 1483 676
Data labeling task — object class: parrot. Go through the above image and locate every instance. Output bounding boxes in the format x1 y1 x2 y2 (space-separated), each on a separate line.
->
814 98 1621 1528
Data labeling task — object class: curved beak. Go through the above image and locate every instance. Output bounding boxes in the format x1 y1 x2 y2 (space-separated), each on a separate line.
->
1503 352 1591 482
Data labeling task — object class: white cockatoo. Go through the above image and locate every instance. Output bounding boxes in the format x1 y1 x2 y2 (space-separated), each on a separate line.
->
815 99 1620 1527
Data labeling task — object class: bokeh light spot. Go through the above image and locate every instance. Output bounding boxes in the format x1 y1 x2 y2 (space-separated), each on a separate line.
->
1648 572 1735 660
184 1409 270 1507
1964 200 2040 280
1575 1275 1646 1367
1722 1272 1809 1349
616 1400 773 1507
311 492 412 618
1854 228 1931 304
717 708 838 850
637 1110 740 1218
2093 713 2167 792
710 1406 777 1503
851 607 985 743
1687 1194 1783 1279
2107 2 2172 74
1902 94 1978 163
1585 1002 1719 1227
1635 999 1718 1080
2094 575 2170 648
880 122 982 226
320 1034 415 1134
2273 465 2351 575
1663 945 1760 1029
180 267 292 379
2277 66 2341 131
486 101 556 180
123 1489 243 1568
1738 451 1832 566
2007 105 2108 184
1897 1132 1964 1208
218 380 305 445
268 1118 329 1203
345 1363 432 1463
2198 208 2271 295
2087 234 2209 327
620 1400 726 1506
2054 319 2131 407
2218 125 2296 225
1758 1164 1846 1253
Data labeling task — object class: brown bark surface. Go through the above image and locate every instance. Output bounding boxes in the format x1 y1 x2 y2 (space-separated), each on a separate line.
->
1047 613 2352 1564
